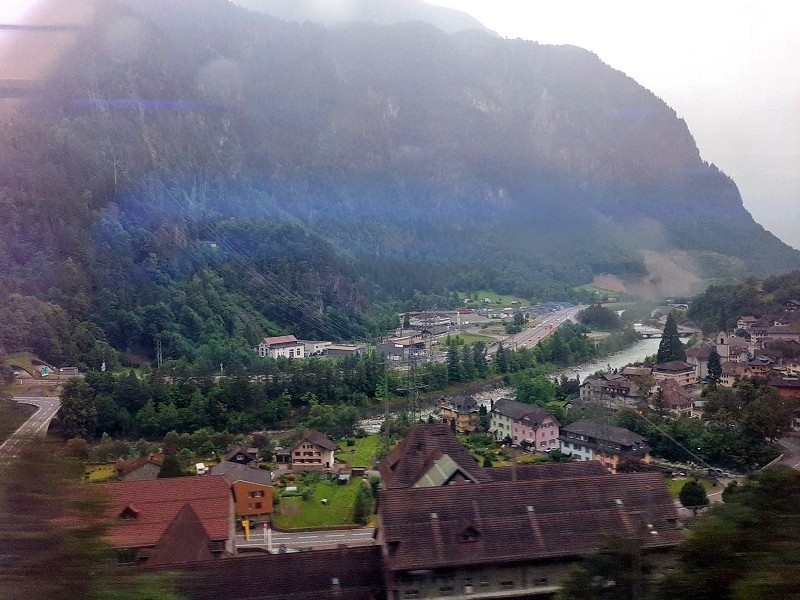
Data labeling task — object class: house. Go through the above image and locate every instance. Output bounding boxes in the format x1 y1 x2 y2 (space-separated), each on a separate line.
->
224 447 259 465
256 335 306 359
439 396 480 433
737 316 759 330
291 429 336 471
649 379 693 418
652 361 697 387
101 476 234 565
209 461 273 519
770 376 800 400
115 453 164 481
324 344 366 359
579 375 645 410
749 325 800 345
490 398 560 451
559 420 651 473
720 360 748 387
377 336 427 364
378 424 493 489
685 343 714 381
620 365 653 379
377 472 682 599
300 340 332 356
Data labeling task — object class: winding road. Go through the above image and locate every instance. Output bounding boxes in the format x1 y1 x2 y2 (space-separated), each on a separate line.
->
0 396 60 464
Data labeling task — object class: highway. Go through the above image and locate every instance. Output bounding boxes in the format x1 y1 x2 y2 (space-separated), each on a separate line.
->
501 305 585 351
236 526 376 552
0 396 60 463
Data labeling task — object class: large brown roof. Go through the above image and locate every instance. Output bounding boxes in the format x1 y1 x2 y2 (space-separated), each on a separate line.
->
561 421 646 447
262 335 300 346
209 462 273 486
169 546 384 600
378 424 492 489
487 461 609 481
492 398 554 425
378 473 682 572
294 429 337 451
653 361 694 373
101 476 232 549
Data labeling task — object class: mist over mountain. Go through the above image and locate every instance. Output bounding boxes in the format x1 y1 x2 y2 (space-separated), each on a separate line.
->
233 0 492 34
0 0 797 366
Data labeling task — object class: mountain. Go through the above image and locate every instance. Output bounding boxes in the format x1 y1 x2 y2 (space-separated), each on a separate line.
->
233 0 492 34
0 0 798 367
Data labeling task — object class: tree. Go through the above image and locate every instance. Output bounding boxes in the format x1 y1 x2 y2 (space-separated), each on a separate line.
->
656 313 686 364
494 343 508 374
661 467 800 600
558 536 649 600
679 479 709 516
58 378 98 440
158 452 185 478
707 348 722 389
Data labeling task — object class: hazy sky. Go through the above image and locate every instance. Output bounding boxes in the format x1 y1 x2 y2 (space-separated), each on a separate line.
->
428 0 800 250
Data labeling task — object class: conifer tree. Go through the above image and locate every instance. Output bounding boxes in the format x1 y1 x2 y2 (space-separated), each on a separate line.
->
656 313 686 363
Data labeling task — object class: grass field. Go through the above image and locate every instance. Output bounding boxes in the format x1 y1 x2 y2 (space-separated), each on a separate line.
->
446 333 498 345
459 290 528 306
668 478 713 499
336 435 380 467
0 399 34 444
2 352 47 378
273 479 362 528
84 463 117 482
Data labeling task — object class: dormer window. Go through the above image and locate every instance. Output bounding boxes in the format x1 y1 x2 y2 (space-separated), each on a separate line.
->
459 525 480 543
119 504 140 520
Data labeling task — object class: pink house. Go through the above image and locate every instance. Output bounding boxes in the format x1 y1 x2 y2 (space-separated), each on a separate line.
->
490 398 560 451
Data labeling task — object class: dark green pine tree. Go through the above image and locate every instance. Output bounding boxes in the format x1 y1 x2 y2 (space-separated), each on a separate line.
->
494 343 508 374
707 348 722 389
656 313 686 364
447 341 463 382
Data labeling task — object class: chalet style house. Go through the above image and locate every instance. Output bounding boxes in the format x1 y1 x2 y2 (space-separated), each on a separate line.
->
291 429 336 470
559 420 651 473
652 361 697 386
209 461 274 519
439 396 480 433
490 398 560 451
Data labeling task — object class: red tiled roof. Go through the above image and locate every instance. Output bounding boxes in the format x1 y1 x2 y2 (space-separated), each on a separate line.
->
101 477 231 549
116 453 164 477
262 335 299 346
378 473 682 572
685 345 712 360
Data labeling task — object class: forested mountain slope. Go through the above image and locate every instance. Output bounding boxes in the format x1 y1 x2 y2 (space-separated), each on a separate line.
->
0 0 797 368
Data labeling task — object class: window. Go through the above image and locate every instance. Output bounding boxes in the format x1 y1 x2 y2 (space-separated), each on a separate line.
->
255 502 263 509
500 581 515 590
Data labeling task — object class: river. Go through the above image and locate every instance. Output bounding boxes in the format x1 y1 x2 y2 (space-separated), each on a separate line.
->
561 336 661 382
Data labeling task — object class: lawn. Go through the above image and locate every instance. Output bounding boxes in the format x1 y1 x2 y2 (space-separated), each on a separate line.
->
2 352 49 378
668 478 713 499
84 463 117 482
337 435 380 468
273 479 362 529
447 333 498 345
0 399 35 444
459 290 528 307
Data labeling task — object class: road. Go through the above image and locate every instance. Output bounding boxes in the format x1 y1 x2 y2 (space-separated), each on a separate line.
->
501 305 585 351
235 526 376 552
0 396 61 463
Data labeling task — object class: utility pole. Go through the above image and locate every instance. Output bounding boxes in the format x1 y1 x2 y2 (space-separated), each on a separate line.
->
156 335 163 369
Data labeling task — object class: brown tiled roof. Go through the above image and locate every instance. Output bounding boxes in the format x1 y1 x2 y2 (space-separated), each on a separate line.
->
294 429 337 452
561 421 646 447
685 345 712 359
378 425 492 489
654 361 694 373
169 546 384 600
101 477 232 549
487 461 609 481
116 453 164 477
262 335 299 346
224 447 258 462
378 473 682 572
147 504 216 566
651 380 692 408
493 398 553 425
